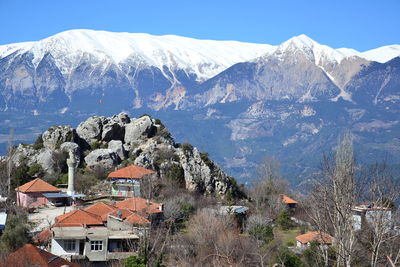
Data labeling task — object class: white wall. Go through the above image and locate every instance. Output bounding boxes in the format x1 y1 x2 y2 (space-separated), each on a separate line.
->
51 239 80 256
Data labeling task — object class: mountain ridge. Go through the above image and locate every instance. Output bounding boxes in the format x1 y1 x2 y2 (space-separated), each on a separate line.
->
0 29 399 184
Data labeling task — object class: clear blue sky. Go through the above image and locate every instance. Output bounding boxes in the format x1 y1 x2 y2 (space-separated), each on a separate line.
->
0 0 399 51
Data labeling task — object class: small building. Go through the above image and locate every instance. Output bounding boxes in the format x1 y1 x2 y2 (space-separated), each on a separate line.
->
50 197 163 262
352 204 392 232
16 178 64 207
0 243 79 267
108 165 155 197
279 194 298 210
296 231 334 249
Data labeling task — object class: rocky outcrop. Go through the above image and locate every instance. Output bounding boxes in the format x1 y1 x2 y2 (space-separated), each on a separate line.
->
124 116 157 145
84 149 120 169
108 140 126 160
7 113 234 196
76 116 104 144
42 126 76 149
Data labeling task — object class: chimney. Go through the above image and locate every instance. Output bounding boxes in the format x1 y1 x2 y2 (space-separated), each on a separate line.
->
67 151 76 196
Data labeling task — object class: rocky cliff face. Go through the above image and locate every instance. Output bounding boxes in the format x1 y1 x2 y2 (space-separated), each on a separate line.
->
7 113 233 196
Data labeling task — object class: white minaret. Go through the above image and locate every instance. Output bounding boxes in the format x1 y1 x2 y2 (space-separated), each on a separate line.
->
67 151 76 196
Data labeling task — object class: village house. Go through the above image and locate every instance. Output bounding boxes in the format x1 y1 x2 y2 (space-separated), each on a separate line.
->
108 164 155 197
16 153 84 208
352 204 392 232
295 231 334 249
279 194 298 210
50 197 163 262
16 178 65 207
0 244 79 267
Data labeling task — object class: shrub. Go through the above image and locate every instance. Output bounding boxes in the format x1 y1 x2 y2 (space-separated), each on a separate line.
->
54 173 68 185
181 142 193 154
32 135 44 150
200 152 213 169
27 163 44 177
124 255 146 267
277 211 293 230
249 224 274 244
90 141 104 150
166 164 185 187
275 247 303 267
287 241 295 246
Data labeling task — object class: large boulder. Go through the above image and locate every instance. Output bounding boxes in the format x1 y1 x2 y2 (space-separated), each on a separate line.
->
76 116 105 144
111 112 131 125
10 144 37 167
102 120 125 142
108 140 126 160
36 149 57 173
84 149 120 169
124 116 156 144
42 125 76 149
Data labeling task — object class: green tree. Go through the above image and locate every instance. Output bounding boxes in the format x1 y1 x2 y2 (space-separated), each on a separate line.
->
249 224 274 244
276 248 303 267
277 210 293 230
0 209 31 252
124 255 147 267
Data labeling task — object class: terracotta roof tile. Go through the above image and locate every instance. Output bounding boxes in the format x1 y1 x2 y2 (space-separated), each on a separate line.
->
84 202 117 221
33 228 51 244
115 197 163 214
280 194 298 204
16 178 61 193
125 213 151 225
109 208 135 219
108 165 155 179
0 244 79 267
296 231 333 244
54 209 103 227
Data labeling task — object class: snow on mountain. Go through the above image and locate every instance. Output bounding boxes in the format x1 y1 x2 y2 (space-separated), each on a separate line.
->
274 34 360 65
0 29 275 81
361 45 400 63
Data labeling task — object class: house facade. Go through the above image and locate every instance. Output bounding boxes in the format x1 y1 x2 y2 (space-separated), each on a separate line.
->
50 198 163 262
279 194 298 210
352 204 392 232
108 165 155 197
296 231 334 249
16 178 64 207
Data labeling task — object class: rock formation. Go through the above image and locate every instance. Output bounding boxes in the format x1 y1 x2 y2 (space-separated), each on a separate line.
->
7 112 233 196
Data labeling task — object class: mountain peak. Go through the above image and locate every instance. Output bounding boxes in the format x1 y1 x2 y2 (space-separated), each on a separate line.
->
280 34 318 50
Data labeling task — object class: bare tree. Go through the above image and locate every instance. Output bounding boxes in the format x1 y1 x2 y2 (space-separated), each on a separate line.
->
308 133 358 267
250 155 288 218
360 163 400 267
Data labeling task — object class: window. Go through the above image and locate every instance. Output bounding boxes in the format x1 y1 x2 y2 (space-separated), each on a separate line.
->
91 240 103 251
64 240 75 252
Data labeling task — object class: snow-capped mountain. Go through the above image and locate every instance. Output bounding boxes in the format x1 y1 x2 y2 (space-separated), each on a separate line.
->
0 29 275 82
1 30 399 184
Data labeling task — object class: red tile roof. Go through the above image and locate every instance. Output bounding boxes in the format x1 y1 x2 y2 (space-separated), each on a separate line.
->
54 209 103 227
108 165 155 179
0 244 79 267
115 197 163 214
125 213 151 225
33 228 51 244
296 231 333 244
84 202 117 221
280 194 298 204
108 208 150 225
16 178 61 193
